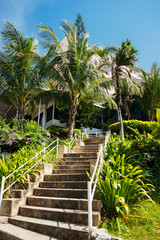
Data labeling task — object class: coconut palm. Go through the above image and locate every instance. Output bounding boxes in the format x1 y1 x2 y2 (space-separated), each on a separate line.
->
0 21 45 124
141 63 160 120
38 21 115 139
99 40 138 140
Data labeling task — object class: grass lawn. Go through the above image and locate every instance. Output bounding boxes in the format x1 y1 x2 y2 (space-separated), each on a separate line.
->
101 199 160 240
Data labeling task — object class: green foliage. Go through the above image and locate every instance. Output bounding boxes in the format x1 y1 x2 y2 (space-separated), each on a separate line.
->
75 13 86 43
76 101 103 129
100 201 160 240
0 145 43 194
97 153 152 222
0 140 60 195
151 108 160 139
0 119 51 153
109 120 158 137
141 63 160 121
48 126 81 139
0 21 42 121
129 136 160 188
97 136 154 225
106 135 160 194
38 20 115 138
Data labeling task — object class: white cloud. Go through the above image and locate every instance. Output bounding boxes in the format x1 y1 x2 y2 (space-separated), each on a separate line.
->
0 0 57 31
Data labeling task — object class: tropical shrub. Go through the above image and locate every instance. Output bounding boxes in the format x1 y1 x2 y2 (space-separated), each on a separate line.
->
129 136 160 188
0 119 51 153
0 141 61 196
109 120 158 137
48 126 81 139
97 136 155 225
97 153 153 223
151 108 160 139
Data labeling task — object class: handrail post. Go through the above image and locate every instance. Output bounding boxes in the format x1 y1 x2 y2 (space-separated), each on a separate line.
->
88 181 92 233
0 176 5 209
56 137 59 157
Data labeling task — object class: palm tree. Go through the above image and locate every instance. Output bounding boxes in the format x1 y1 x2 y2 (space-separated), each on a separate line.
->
38 21 115 139
0 21 43 124
99 40 138 140
141 63 160 120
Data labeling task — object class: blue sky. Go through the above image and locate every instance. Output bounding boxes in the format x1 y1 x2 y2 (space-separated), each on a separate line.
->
0 0 159 70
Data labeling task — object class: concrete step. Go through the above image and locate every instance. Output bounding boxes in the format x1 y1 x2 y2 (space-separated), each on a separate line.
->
84 137 105 145
44 173 89 182
63 157 95 161
34 188 98 199
27 196 101 211
74 150 98 153
0 223 59 240
64 153 97 158
75 146 99 151
59 161 90 166
57 165 90 170
39 181 88 189
19 205 100 226
56 169 89 174
9 216 89 240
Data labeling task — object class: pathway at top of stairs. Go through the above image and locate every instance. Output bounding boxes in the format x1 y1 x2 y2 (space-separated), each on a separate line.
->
0 136 105 240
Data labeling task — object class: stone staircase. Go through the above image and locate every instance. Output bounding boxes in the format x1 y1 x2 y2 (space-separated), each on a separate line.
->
0 136 105 240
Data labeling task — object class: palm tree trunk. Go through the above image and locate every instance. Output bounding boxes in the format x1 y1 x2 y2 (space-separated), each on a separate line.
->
124 96 131 120
116 71 124 141
18 106 25 130
67 97 78 139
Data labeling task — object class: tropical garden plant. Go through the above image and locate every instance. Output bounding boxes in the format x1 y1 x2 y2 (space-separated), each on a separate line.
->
0 119 51 153
38 20 116 138
97 140 153 223
141 63 160 121
99 39 139 140
99 134 160 239
0 22 45 124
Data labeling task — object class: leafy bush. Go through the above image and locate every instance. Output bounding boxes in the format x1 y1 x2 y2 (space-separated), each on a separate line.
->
97 136 155 225
0 119 51 153
129 136 160 188
0 142 61 196
97 153 153 223
151 109 160 139
48 126 81 139
109 120 158 137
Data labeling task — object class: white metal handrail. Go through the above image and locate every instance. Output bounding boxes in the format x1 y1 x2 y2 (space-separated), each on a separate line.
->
88 131 110 232
0 133 78 209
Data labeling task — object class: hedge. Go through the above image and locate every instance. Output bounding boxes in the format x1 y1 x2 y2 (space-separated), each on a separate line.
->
109 120 158 135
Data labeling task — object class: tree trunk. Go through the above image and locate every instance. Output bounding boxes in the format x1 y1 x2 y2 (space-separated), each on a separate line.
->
116 71 124 141
124 96 131 120
18 106 25 130
67 97 78 139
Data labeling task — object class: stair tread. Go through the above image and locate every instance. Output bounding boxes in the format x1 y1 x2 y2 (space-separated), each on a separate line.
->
58 164 90 166
42 181 88 183
35 188 88 191
20 205 100 214
0 223 59 240
45 173 87 176
28 195 100 202
9 216 88 232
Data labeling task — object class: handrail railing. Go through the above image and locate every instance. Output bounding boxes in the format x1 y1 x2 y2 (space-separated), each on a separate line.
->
88 131 110 233
0 133 78 209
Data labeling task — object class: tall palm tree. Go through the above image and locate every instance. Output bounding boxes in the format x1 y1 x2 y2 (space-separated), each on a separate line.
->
141 63 160 120
38 21 115 139
99 40 138 140
0 21 43 123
